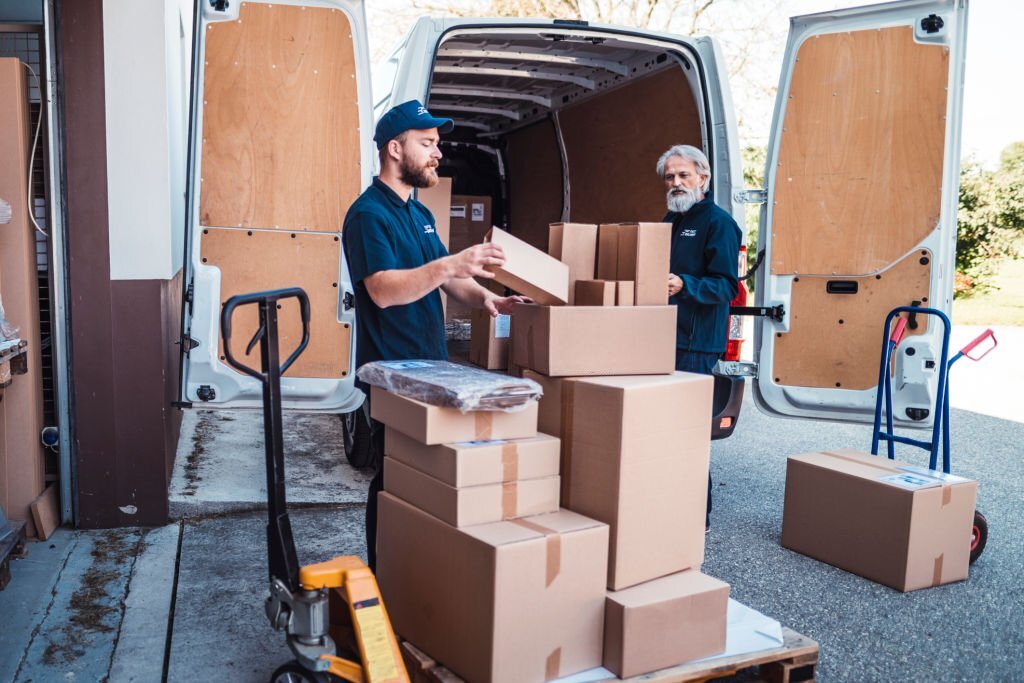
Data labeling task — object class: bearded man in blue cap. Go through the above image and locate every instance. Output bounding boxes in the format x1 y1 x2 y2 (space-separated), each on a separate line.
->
343 100 527 569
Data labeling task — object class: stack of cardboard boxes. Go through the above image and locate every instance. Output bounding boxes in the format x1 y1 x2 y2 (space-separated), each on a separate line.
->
372 384 612 683
377 220 732 681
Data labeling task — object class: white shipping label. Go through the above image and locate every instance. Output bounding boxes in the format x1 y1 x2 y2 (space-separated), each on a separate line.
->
879 473 943 490
471 203 485 221
494 314 511 339
450 205 467 219
899 465 970 484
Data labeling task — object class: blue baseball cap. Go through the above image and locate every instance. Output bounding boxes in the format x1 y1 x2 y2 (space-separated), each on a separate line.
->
374 100 454 150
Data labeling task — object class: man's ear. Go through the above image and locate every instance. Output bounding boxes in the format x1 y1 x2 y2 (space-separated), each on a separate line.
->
387 138 403 163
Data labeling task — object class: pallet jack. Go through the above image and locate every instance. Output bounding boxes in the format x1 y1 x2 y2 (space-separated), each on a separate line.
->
221 288 409 683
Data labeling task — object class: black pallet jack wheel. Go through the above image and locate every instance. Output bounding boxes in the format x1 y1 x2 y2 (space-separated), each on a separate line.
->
270 660 337 683
341 405 375 469
970 509 988 564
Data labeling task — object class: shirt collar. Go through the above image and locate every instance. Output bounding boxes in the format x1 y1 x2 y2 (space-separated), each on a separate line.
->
372 176 409 209
665 192 714 220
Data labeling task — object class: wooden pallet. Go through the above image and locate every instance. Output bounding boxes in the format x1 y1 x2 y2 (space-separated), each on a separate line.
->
400 627 818 683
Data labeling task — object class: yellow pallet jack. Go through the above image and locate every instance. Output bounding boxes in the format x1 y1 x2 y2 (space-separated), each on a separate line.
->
221 288 409 683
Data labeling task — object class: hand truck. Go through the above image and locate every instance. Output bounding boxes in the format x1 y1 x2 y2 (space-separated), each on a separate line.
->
870 305 997 563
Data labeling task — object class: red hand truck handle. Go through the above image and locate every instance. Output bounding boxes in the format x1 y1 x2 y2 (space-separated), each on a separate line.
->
960 328 997 361
890 317 909 346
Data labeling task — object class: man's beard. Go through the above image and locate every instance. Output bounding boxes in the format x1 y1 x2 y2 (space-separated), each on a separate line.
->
400 158 439 189
667 186 703 213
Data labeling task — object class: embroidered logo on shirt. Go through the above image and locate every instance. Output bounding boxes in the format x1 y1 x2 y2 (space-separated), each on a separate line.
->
423 224 436 234
679 228 697 238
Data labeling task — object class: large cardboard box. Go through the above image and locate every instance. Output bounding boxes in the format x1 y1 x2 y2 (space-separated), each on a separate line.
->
548 223 597 304
418 178 453 318
384 457 560 527
370 386 537 445
615 281 635 306
603 570 729 678
782 449 978 592
509 304 675 377
469 308 510 369
485 227 569 305
597 223 671 305
568 373 713 589
574 280 615 306
449 194 491 253
384 428 560 487
377 493 609 683
521 369 582 504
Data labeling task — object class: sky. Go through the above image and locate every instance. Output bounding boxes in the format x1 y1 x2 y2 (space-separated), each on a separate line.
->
366 0 1023 168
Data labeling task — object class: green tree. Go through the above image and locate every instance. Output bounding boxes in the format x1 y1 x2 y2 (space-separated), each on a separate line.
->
956 143 1024 296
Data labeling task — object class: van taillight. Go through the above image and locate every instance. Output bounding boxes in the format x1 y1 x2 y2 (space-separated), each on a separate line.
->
725 246 748 362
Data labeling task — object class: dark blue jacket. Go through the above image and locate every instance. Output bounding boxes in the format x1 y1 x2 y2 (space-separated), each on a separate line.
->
665 194 741 353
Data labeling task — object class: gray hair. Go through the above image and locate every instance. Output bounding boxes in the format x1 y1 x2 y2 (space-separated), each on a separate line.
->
656 144 711 193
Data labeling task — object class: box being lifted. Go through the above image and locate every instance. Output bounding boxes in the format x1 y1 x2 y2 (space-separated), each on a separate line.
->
485 227 569 305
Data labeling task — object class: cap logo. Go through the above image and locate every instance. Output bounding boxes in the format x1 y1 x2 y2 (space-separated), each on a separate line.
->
417 106 429 116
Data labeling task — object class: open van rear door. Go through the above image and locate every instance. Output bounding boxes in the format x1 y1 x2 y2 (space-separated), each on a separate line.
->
753 0 968 426
178 0 372 411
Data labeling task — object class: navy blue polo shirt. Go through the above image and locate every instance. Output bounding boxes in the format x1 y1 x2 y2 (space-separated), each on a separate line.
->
343 177 449 368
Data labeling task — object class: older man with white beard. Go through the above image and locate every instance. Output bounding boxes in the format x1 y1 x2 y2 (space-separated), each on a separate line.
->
658 144 741 530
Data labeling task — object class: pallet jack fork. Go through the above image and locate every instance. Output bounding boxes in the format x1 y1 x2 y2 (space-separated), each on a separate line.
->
221 288 409 683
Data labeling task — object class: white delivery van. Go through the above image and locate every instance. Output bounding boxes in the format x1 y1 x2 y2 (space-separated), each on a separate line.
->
178 0 968 437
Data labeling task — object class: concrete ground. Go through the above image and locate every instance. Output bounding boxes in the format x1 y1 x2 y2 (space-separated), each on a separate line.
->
2 326 1021 682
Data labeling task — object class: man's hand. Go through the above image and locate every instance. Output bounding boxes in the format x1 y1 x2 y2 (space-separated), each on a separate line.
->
447 243 506 279
668 274 684 297
485 295 532 316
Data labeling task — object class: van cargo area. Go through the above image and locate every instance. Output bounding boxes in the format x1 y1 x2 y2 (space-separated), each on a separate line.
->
420 29 709 251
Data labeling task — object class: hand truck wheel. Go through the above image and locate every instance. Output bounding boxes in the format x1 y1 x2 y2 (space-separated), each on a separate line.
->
270 660 339 683
970 509 988 564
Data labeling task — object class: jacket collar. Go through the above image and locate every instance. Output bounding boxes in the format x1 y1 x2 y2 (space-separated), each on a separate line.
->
664 192 714 221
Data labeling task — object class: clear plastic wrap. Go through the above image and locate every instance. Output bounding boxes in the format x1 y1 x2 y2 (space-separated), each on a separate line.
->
356 360 542 412
0 294 19 341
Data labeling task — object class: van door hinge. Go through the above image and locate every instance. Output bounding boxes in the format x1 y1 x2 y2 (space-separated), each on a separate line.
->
177 335 200 353
343 292 355 311
735 189 767 204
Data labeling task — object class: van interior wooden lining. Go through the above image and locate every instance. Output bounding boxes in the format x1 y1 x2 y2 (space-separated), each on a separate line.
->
772 249 932 390
200 2 360 232
505 118 563 250
559 66 703 225
770 26 949 276
201 228 350 379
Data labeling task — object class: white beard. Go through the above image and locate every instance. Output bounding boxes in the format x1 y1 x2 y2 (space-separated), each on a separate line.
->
667 186 703 214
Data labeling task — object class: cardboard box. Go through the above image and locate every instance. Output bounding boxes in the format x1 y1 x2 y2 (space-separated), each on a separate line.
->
548 223 597 304
521 369 582 504
568 373 714 589
469 309 510 369
574 280 615 306
449 194 492 253
510 304 675 377
370 386 538 445
603 570 729 678
781 448 978 592
616 281 634 306
418 178 453 318
384 427 560 487
597 223 671 305
377 493 609 683
384 457 560 527
485 227 569 305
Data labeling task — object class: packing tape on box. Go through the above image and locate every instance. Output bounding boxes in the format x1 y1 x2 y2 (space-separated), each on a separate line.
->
500 443 519 481
942 485 952 506
546 648 562 680
932 554 944 586
822 450 900 474
474 411 493 440
501 482 518 519
510 518 561 587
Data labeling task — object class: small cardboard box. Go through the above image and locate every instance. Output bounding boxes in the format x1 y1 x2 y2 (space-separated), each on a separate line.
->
384 428 560 487
603 570 729 678
384 457 560 527
485 226 569 305
449 194 492 253
370 386 538 445
781 449 978 592
548 223 597 304
568 373 714 589
574 280 616 306
470 309 511 370
616 281 635 306
597 223 671 305
377 493 609 683
510 304 676 377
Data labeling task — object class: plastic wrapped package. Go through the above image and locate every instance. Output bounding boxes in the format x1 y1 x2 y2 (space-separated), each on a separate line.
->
356 360 542 412
0 294 19 341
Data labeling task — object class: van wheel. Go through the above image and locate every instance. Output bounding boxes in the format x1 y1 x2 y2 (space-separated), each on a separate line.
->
341 406 374 469
970 510 988 564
